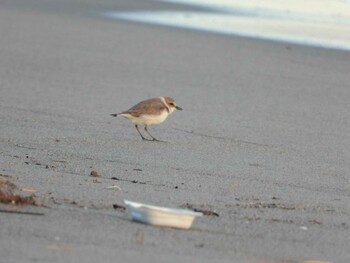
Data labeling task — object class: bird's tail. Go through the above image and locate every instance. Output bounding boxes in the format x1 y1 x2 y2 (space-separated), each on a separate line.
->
110 113 118 117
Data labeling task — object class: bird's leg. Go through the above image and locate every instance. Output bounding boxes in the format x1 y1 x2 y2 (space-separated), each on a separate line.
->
134 125 149 141
144 126 161 142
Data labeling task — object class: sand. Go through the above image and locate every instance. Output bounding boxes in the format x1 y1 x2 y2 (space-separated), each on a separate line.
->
0 0 349 262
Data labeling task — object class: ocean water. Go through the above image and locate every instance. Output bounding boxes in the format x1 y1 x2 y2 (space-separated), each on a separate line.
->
104 0 350 51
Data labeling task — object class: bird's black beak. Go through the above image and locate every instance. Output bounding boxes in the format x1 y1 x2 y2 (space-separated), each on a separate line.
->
176 106 183 110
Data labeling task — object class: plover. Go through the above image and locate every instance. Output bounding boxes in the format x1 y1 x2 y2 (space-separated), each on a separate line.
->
110 97 182 141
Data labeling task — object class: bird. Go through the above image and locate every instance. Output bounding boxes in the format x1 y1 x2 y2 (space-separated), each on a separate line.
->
110 97 182 141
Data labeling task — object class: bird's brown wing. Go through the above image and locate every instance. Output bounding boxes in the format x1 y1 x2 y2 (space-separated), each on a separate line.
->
122 98 166 117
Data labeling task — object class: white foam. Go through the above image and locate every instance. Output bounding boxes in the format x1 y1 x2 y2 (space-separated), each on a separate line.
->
104 0 350 51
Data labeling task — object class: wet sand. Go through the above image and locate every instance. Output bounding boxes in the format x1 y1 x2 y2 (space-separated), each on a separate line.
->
0 0 349 262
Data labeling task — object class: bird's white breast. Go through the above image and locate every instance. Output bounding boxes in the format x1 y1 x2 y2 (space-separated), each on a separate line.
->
120 110 169 126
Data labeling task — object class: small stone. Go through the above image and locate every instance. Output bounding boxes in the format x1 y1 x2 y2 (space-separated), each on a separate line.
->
90 171 101 177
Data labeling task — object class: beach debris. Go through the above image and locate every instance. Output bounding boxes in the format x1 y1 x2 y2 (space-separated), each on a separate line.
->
194 208 217 216
0 179 16 189
124 200 202 229
182 203 219 217
133 168 142 171
21 188 39 193
110 177 147 185
0 209 44 216
197 209 219 217
0 179 36 206
113 203 126 212
132 180 144 184
90 170 101 177
106 185 122 191
0 173 12 179
300 226 308 230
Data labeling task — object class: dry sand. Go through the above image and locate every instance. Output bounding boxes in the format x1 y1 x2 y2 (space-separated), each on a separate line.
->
0 0 349 262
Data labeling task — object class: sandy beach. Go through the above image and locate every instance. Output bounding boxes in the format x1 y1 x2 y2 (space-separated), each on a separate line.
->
1 0 349 262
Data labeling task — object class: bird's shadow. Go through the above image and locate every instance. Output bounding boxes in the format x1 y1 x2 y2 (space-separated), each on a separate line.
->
142 138 168 143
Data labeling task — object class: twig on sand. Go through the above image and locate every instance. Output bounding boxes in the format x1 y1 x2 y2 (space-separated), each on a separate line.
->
0 209 44 216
